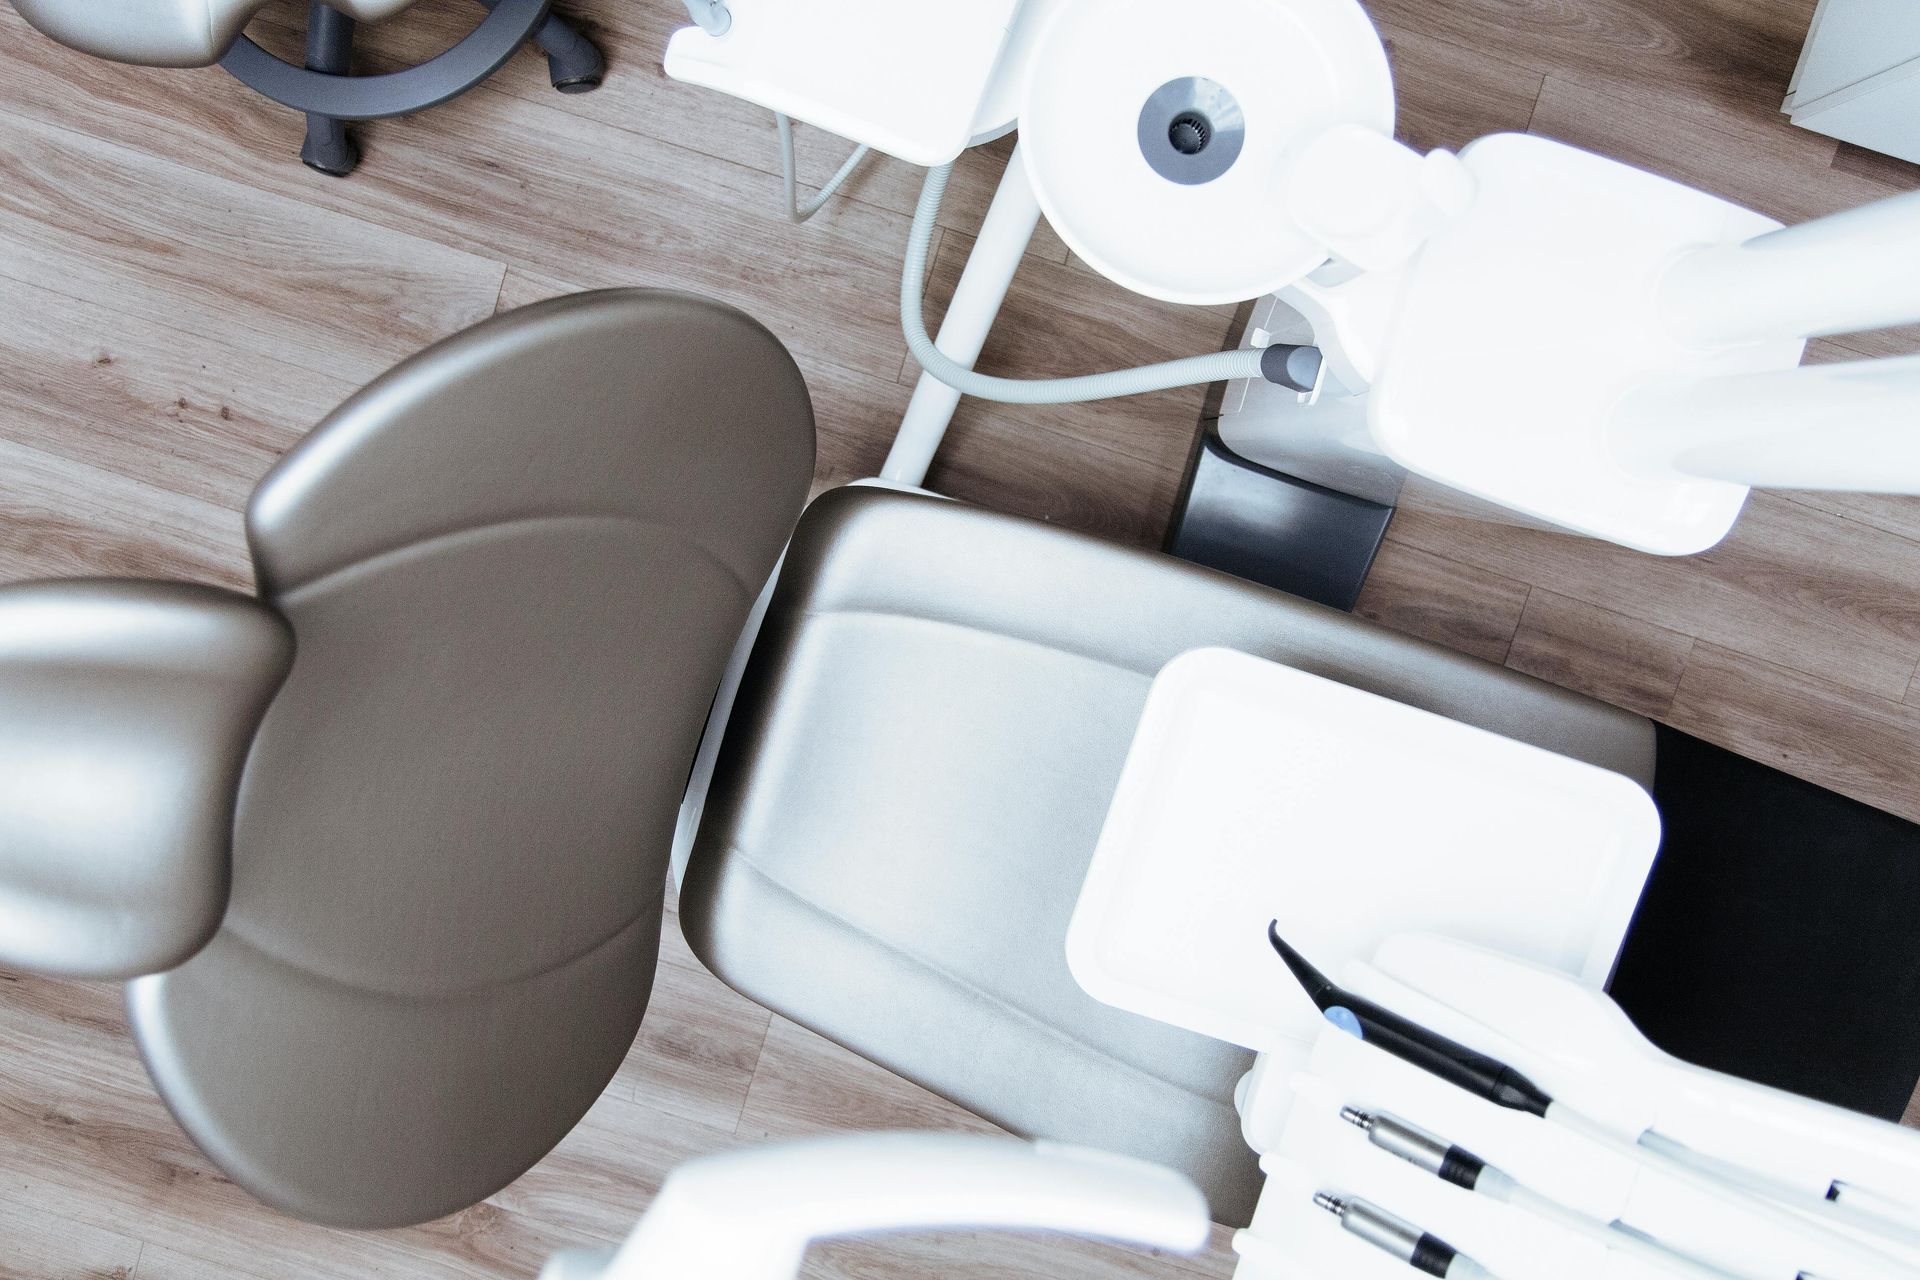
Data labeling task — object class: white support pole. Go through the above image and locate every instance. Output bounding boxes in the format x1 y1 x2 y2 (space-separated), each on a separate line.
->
880 146 1043 486
1658 187 1920 348
1609 352 1920 491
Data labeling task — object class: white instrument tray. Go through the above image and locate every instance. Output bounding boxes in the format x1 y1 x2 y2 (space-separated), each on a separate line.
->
664 0 1019 166
1066 647 1661 1054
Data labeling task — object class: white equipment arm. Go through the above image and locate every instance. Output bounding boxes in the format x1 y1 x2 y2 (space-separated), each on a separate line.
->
539 1132 1213 1280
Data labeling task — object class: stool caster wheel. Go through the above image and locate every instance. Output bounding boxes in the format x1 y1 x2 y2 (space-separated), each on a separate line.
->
545 53 602 94
301 119 360 177
545 34 605 93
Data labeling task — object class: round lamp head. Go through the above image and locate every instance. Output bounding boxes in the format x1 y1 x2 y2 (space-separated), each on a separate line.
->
1017 0 1395 305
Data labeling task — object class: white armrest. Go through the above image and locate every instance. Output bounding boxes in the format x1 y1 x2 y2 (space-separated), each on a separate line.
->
541 1133 1211 1280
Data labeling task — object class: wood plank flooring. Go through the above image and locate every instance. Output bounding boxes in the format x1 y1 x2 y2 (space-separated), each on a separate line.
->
1 0 1917 1275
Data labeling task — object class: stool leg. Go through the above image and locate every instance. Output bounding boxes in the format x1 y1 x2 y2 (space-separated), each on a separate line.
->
472 0 605 92
299 1 359 176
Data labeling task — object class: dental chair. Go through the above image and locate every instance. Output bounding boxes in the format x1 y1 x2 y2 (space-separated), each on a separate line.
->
8 0 605 175
5 288 1863 1232
0 291 811 1226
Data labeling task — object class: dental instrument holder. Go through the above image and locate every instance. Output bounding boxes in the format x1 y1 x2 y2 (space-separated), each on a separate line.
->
1234 934 1920 1280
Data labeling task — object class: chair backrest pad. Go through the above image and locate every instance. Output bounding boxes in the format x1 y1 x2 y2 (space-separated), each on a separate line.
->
127 290 815 1226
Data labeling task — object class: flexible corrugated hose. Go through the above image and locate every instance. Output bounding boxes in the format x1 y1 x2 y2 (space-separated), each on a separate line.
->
900 162 1269 404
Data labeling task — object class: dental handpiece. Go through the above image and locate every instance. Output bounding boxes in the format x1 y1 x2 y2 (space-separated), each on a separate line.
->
1341 1107 1490 1191
1266 923 1554 1116
1313 1191 1498 1280
1267 924 1915 1279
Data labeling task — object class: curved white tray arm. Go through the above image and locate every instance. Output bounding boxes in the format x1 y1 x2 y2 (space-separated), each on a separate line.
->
540 1132 1212 1280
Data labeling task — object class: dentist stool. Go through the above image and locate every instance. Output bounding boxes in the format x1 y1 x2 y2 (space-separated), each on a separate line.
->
8 0 605 175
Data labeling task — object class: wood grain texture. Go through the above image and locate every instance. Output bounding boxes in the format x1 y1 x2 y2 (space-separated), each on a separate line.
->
737 1016 1002 1145
1667 643 1920 823
1777 490 1920 547
300 0 1078 264
0 275 350 512
1369 0 1818 122
0 105 506 386
1830 141 1920 191
5 0 1920 1269
0 1195 140 1280
0 438 248 589
130 1245 260 1280
1506 590 1697 718
615 909 773 1134
1387 480 1920 702
1380 26 1546 154
1352 538 1531 664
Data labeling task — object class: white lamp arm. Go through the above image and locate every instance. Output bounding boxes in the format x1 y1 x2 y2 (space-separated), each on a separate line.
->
1278 123 1477 273
539 1133 1212 1280
1659 186 1920 347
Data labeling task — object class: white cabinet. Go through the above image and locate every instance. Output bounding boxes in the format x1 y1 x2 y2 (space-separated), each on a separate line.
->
1785 0 1920 165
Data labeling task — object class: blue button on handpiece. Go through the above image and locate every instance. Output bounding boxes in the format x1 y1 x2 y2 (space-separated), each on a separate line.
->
1326 1005 1365 1038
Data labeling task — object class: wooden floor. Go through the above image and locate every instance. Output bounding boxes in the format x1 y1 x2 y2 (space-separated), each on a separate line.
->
1 0 1917 1274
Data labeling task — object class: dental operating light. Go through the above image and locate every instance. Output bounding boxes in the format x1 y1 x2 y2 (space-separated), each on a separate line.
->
666 0 1920 553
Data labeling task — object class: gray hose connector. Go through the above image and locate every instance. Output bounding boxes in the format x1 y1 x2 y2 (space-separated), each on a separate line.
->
681 0 731 36
901 164 1272 404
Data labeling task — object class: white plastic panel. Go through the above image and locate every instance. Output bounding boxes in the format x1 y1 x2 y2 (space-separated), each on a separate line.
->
1367 135 1799 555
1789 0 1920 106
663 0 1018 166
1066 648 1661 1057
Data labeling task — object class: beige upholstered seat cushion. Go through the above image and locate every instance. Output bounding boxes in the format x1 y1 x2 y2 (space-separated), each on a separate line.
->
12 0 421 67
683 487 1655 1226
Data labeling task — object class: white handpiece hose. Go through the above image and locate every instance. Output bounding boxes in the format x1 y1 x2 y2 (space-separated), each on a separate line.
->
541 1133 1211 1280
1477 1170 1752 1280
882 149 1043 484
1609 353 1920 491
1550 1106 1917 1280
1659 187 1920 348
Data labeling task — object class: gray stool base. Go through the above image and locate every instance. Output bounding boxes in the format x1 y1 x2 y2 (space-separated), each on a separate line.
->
299 2 358 177
221 0 604 175
486 0 605 91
